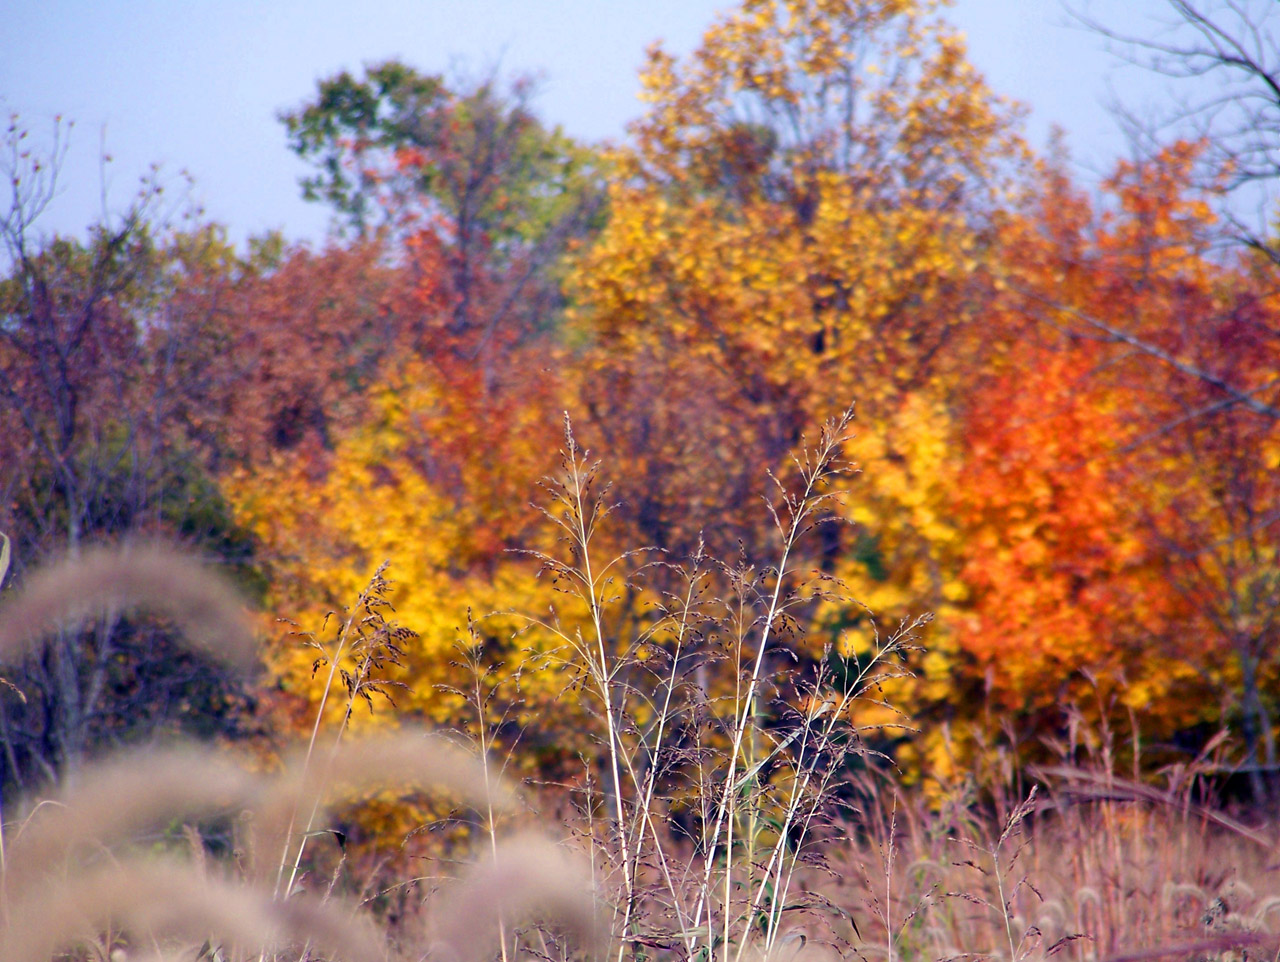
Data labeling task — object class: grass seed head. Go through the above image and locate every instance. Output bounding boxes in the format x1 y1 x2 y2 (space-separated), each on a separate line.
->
0 542 258 671
430 832 602 962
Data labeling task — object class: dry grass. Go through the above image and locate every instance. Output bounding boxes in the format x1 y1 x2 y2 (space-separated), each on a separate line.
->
0 542 258 670
2 422 1280 962
0 544 595 962
2 861 382 962
0 721 557 961
821 761 1280 962
428 833 603 962
472 411 929 961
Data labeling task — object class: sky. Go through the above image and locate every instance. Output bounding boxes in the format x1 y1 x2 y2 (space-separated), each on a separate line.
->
2 0 1198 249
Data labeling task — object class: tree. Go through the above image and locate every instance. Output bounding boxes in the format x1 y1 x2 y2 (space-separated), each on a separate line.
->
222 359 567 737
564 0 1023 695
193 238 409 462
966 142 1280 792
1077 0 1280 265
208 73 598 776
281 63 603 386
0 118 255 794
1093 148 1280 795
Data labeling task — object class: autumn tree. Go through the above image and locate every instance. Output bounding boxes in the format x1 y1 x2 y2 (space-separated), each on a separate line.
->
190 238 411 463
281 63 602 381
1088 145 1280 796
950 142 1280 793
0 119 255 794
211 1 1279 800
249 62 602 562
216 68 603 767
563 0 1025 724
1065 2 1280 790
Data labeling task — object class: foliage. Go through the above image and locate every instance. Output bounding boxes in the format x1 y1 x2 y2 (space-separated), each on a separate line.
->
12 4 1280 957
950 142 1280 786
6 0 1280 839
213 0 1280 799
281 62 603 391
0 121 261 794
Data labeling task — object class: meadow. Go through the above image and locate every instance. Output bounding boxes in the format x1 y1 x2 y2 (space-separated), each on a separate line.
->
1 0 1278 959
0 418 1274 961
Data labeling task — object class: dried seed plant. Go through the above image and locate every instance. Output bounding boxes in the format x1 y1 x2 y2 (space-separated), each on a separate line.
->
946 787 1046 962
504 410 925 962
825 710 1280 962
270 563 416 903
0 543 598 962
0 540 273 961
0 542 258 670
4 744 255 882
2 860 382 962
434 612 536 962
1024 716 1279 961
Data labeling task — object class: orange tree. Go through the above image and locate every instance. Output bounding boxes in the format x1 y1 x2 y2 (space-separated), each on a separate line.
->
949 143 1280 786
1062 144 1280 793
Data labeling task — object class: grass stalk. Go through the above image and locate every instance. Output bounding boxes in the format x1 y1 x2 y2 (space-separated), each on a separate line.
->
689 409 856 957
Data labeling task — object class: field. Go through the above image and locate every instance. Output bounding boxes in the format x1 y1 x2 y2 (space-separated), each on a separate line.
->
2 0 1279 959
0 423 1276 961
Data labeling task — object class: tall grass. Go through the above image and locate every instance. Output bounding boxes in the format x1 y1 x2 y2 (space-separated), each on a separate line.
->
1 423 1278 962
464 410 925 960
0 544 593 962
823 724 1279 962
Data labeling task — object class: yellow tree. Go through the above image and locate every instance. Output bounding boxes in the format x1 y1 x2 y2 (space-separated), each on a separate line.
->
564 0 1026 768
222 66 606 772
224 352 574 735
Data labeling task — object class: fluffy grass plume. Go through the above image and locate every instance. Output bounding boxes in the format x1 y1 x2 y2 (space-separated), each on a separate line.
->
0 541 258 670
0 861 382 962
1 731 526 962
429 832 603 962
4 744 254 885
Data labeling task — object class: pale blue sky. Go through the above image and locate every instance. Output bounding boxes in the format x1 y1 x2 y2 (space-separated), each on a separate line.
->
2 1 1196 248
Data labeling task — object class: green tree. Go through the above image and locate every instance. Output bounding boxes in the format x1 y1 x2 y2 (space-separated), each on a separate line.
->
282 63 603 383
